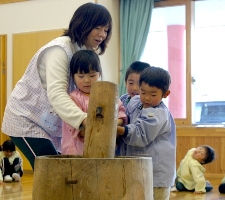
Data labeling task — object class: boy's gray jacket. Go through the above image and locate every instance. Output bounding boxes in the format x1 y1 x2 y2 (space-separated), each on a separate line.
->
120 95 176 187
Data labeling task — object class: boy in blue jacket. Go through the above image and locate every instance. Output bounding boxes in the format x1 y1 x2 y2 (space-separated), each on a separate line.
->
117 66 176 200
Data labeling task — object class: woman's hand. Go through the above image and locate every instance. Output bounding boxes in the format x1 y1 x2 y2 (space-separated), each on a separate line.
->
82 118 87 127
117 126 125 136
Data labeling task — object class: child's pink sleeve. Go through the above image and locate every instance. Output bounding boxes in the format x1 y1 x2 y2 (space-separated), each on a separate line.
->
118 99 128 126
61 91 85 155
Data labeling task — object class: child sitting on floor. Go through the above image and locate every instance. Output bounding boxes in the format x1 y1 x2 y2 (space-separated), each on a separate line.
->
175 145 215 194
219 175 225 193
0 140 23 183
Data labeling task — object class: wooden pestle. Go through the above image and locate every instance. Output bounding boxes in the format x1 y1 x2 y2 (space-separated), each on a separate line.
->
83 81 118 158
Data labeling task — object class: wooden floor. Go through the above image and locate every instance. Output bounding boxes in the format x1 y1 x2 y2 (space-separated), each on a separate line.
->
0 172 33 200
170 177 225 200
0 173 225 200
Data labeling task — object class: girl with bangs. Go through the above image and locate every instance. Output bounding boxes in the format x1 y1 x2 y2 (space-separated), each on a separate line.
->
61 50 127 155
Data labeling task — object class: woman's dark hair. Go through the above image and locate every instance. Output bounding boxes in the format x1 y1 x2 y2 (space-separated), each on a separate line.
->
70 50 102 78
202 145 215 164
0 140 16 152
63 2 112 55
125 61 151 82
139 66 171 95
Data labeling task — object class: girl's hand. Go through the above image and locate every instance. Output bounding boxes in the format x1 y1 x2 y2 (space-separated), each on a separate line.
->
82 118 87 127
79 129 85 138
193 191 204 195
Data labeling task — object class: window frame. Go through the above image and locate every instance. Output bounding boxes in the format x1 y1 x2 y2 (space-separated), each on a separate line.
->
154 0 193 126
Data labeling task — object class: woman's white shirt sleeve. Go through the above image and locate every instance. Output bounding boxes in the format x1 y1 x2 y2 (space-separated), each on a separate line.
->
43 46 87 129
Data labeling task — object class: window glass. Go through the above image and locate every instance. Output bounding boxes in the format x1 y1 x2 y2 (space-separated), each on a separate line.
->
141 5 186 119
192 0 225 125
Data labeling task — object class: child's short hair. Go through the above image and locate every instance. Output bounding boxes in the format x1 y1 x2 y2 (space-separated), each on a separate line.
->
0 140 16 152
202 145 215 164
125 61 150 82
139 66 171 94
70 50 102 77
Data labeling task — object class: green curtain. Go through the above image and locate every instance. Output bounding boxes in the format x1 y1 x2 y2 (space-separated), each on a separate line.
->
119 0 154 95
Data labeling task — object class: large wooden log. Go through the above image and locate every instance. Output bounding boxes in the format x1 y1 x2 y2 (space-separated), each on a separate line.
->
83 81 118 158
32 155 153 200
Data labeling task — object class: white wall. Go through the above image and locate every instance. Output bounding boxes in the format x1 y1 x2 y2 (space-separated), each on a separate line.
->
0 0 120 98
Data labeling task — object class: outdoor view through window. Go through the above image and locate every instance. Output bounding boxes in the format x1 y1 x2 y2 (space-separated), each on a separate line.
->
141 5 186 119
192 0 225 125
141 0 225 125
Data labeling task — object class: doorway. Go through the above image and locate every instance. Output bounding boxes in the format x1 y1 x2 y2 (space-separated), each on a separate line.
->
0 35 8 144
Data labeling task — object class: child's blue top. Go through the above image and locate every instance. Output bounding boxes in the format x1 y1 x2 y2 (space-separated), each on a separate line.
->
120 93 131 109
118 95 176 187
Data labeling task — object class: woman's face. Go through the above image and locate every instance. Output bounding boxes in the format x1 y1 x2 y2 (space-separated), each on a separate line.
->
84 25 109 49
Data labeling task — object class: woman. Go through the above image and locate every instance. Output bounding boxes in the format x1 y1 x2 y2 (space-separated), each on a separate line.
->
1 2 112 170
